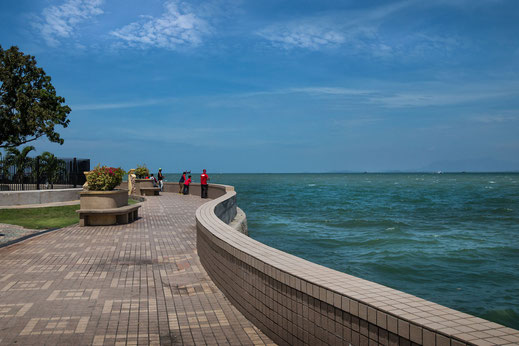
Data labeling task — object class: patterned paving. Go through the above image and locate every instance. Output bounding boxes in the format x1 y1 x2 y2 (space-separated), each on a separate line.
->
0 193 274 345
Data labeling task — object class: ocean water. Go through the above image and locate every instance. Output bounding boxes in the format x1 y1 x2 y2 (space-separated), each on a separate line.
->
164 173 519 329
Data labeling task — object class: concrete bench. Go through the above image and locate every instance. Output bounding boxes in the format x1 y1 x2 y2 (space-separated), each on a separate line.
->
77 204 141 227
140 187 160 196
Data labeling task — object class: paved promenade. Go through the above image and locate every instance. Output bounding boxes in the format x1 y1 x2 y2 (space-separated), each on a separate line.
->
0 193 273 345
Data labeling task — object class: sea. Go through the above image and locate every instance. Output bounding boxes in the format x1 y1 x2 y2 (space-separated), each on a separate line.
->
163 172 519 329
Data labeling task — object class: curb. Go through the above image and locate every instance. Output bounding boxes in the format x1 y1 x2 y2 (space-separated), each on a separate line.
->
0 227 63 249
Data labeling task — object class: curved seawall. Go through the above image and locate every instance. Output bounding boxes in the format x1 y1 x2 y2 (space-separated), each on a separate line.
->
194 183 519 346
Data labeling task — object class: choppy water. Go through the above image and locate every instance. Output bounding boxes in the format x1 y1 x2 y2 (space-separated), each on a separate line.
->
164 173 519 329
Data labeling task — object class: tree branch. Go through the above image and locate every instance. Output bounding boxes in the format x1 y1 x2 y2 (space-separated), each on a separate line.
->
0 134 42 149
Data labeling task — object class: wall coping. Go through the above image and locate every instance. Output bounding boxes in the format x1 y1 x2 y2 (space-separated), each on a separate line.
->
196 184 519 345
0 188 82 194
0 188 82 207
79 189 128 196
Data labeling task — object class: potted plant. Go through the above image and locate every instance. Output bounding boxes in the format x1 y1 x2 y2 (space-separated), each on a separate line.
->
79 165 127 224
86 165 125 191
133 164 154 194
134 164 149 179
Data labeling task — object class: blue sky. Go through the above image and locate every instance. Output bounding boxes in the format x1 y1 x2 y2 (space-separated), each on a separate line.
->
1 0 518 172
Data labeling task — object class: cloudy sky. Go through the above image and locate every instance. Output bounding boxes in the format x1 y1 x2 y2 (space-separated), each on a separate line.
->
1 0 518 172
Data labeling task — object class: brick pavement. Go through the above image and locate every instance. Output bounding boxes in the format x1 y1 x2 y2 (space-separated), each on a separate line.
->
0 193 274 345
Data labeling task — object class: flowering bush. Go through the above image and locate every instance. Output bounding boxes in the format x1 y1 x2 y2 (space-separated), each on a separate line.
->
87 165 125 191
135 164 149 179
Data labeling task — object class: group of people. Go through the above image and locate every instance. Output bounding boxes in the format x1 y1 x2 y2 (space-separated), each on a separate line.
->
147 169 210 198
178 169 210 198
147 168 165 191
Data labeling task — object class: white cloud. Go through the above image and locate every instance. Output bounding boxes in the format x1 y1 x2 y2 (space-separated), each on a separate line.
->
472 113 519 124
72 97 176 111
37 0 104 46
222 82 519 109
370 84 519 108
257 24 345 50
110 1 210 50
256 1 412 51
287 87 372 96
255 0 463 56
333 116 383 128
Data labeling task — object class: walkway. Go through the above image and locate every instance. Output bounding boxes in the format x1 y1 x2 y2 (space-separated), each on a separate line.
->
0 193 274 345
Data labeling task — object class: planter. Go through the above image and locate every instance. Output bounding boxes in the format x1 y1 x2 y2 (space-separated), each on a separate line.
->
79 189 128 226
135 178 154 196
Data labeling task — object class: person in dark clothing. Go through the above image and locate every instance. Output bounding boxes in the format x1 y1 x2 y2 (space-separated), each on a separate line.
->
183 175 192 195
157 168 164 191
178 171 186 194
200 169 210 198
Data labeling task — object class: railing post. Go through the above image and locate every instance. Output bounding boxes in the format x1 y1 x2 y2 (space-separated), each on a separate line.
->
73 157 77 188
36 157 40 190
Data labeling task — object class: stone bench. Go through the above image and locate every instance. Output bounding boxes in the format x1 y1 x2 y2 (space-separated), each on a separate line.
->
140 187 160 196
77 204 141 227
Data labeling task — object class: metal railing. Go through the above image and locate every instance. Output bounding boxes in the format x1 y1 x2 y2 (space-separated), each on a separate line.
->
0 157 90 191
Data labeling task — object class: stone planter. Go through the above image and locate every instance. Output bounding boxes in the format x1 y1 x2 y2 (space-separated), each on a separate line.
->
135 178 154 195
79 189 128 226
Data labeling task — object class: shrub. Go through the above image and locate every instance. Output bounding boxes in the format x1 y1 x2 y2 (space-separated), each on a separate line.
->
135 164 149 179
87 165 125 191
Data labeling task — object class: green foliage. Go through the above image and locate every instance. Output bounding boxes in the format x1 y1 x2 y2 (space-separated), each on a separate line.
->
3 145 35 182
135 164 149 178
0 45 71 148
38 151 64 186
87 165 125 191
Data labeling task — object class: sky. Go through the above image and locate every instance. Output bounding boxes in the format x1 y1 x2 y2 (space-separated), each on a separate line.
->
1 0 518 173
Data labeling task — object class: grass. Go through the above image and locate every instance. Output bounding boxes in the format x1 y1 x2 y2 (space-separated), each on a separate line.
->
0 197 142 230
0 198 140 229
0 204 80 229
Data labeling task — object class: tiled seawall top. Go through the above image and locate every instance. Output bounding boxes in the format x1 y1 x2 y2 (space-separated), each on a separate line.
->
196 185 519 346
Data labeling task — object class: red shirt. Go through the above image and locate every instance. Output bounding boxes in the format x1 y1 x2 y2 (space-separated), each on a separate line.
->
201 173 209 185
184 178 191 186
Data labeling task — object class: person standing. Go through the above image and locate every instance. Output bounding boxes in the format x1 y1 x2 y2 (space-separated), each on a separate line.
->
157 168 164 191
200 169 210 198
178 171 186 194
183 175 192 195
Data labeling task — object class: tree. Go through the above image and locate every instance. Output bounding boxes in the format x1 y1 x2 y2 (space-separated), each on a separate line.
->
0 45 71 149
38 151 64 188
4 145 35 183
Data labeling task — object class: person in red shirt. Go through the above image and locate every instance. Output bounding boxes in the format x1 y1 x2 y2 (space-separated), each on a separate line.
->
200 169 210 198
183 175 192 195
178 171 189 194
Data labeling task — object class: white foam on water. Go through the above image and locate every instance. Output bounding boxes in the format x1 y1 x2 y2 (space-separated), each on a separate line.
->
307 184 316 187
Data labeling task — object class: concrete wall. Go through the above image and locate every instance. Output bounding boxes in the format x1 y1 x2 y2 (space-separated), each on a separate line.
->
163 182 230 200
0 188 82 206
196 185 519 346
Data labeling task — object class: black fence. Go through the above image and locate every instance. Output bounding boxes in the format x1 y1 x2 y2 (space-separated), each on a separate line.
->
0 157 90 191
